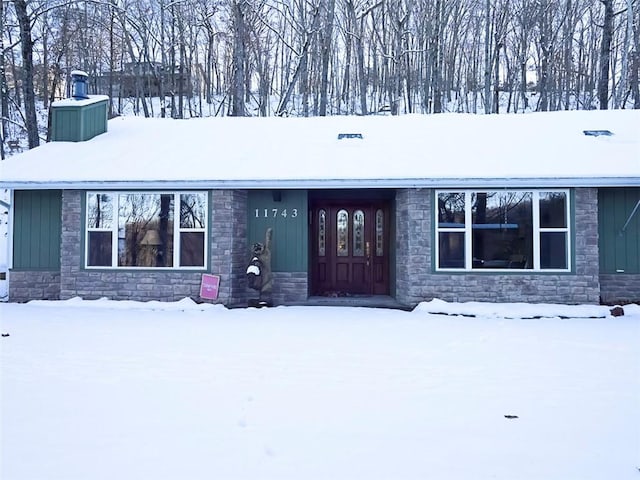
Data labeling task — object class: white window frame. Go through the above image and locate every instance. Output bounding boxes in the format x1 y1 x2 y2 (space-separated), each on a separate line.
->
85 191 208 270
435 189 571 272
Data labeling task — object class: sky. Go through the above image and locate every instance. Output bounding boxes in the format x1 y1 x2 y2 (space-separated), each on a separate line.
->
1 297 639 480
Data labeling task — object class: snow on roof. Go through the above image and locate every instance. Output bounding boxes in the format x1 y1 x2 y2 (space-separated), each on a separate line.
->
1 109 638 189
51 95 109 108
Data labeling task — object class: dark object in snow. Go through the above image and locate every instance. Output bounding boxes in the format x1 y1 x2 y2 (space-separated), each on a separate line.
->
337 133 363 140
583 129 613 137
610 306 624 317
1 333 9 337
504 415 519 419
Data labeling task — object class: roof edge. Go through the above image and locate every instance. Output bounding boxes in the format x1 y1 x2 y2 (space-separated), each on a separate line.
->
1 177 639 190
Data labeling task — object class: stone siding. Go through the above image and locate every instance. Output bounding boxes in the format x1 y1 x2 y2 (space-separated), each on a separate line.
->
600 274 640 304
210 190 248 306
394 188 601 307
9 187 607 307
59 190 248 305
244 272 308 306
9 270 61 302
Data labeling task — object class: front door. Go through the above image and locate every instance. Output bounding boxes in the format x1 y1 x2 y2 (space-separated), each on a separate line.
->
310 202 390 296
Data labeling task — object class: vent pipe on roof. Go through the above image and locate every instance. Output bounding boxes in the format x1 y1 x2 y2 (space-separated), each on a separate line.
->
70 70 89 99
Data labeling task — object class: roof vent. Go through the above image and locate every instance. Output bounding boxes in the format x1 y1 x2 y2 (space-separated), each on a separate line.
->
338 133 363 140
583 130 613 137
70 70 89 99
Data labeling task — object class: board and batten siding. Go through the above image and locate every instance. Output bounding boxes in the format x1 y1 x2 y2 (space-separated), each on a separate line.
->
13 190 62 270
598 187 640 304
598 188 640 274
246 190 308 272
50 99 108 142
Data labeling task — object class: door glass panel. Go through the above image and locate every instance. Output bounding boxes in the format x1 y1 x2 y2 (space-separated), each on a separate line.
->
337 209 348 257
376 209 384 256
318 209 326 257
353 210 365 256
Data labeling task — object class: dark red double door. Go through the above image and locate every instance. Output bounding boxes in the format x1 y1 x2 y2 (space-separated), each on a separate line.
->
310 202 390 296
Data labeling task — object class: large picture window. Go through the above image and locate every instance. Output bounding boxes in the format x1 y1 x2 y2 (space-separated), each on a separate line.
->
436 190 570 271
86 192 208 269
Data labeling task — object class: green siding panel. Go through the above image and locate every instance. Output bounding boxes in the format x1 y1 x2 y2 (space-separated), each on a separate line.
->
13 190 62 270
247 190 308 272
599 188 640 273
51 99 108 142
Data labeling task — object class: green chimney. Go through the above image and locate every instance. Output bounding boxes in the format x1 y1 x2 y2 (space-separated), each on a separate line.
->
50 71 109 142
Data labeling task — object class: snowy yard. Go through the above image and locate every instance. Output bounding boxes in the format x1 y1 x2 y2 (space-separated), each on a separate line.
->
1 298 639 480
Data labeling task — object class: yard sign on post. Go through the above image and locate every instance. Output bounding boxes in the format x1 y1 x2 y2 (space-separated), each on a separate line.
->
200 274 220 300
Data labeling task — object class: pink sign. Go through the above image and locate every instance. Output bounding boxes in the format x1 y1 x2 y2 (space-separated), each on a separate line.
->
200 274 220 300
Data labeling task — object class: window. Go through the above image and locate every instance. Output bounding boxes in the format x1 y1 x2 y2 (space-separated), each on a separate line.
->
353 210 365 256
86 192 208 269
337 209 348 257
436 190 570 271
318 209 326 257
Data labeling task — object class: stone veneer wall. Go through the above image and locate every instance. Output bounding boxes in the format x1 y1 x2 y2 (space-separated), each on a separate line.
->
9 271 61 302
394 188 600 307
599 274 640 304
251 272 308 306
59 190 249 305
211 190 248 306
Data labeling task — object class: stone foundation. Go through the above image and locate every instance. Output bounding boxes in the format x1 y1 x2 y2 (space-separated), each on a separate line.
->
9 270 61 302
599 274 640 305
394 188 601 307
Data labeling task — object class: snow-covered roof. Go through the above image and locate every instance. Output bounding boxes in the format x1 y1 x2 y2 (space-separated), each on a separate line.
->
51 95 109 108
1 109 638 189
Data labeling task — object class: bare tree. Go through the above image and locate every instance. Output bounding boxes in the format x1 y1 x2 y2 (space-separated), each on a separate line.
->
13 0 39 148
597 0 614 109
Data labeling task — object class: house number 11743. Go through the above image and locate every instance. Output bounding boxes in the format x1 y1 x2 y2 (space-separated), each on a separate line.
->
255 208 298 219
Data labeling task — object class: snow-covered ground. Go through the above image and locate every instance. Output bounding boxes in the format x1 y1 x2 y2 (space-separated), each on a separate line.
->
1 298 638 480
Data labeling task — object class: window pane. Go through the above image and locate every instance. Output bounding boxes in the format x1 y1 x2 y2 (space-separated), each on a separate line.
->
180 232 205 267
353 210 365 256
376 209 384 256
88 231 112 266
439 232 465 268
318 209 326 257
180 193 207 229
472 192 532 269
118 194 174 267
438 193 465 227
541 232 567 269
540 192 567 228
87 194 113 229
337 209 348 257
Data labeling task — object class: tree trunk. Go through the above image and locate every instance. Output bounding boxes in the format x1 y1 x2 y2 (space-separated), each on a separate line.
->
632 6 640 109
483 0 491 113
275 6 322 116
231 0 247 116
597 0 613 109
538 0 550 112
0 0 9 150
14 0 39 148
319 0 335 116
